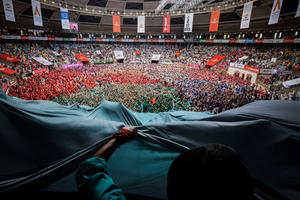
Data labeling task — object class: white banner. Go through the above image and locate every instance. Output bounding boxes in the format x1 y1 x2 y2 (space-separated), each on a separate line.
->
3 0 15 22
31 0 43 27
239 56 249 61
282 78 300 88
152 54 161 61
260 69 277 75
137 16 145 33
184 13 194 33
60 8 70 30
268 0 283 25
296 0 300 17
240 1 253 29
229 62 245 68
271 57 277 63
114 50 124 60
33 56 53 66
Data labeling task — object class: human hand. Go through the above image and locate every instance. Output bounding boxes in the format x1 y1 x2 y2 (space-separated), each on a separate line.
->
112 126 138 140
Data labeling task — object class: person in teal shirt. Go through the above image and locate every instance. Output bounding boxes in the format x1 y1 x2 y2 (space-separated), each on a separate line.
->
76 127 254 200
76 127 137 200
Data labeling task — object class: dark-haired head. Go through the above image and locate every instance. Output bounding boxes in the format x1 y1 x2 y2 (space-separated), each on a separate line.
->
167 144 253 200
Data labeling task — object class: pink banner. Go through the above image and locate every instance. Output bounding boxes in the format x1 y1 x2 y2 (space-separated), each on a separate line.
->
62 63 83 69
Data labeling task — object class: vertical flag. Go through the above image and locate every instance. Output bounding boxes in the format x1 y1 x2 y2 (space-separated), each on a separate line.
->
112 15 121 33
209 9 220 32
31 0 43 26
296 0 300 17
240 1 253 29
162 14 171 33
184 13 194 33
60 8 70 30
268 0 283 25
137 16 145 33
3 0 15 22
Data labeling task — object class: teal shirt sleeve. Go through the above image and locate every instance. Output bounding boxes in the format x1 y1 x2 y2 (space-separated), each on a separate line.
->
76 157 126 200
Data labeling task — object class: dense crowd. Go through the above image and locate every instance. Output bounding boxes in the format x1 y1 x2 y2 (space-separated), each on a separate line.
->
1 43 299 113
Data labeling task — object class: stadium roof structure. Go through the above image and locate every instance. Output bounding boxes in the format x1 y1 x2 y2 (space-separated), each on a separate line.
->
0 0 299 34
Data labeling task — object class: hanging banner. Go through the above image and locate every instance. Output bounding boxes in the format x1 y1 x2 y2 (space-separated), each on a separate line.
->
240 1 253 29
268 0 283 25
162 14 171 33
3 0 15 22
113 15 121 33
60 8 70 30
31 0 43 26
183 13 194 33
184 13 194 33
137 16 145 33
296 0 300 17
209 9 220 32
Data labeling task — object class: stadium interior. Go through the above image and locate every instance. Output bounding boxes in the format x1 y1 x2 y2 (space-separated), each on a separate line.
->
0 0 300 200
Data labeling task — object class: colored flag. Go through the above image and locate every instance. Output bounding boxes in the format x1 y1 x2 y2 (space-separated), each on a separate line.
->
296 0 300 17
184 13 194 33
240 1 253 29
60 8 70 30
69 22 78 31
113 15 121 33
162 14 171 33
3 0 15 22
137 16 145 33
31 0 43 26
150 98 157 105
268 0 283 25
209 9 220 32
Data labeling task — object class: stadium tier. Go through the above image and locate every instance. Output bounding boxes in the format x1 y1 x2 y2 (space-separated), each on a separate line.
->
0 1 300 200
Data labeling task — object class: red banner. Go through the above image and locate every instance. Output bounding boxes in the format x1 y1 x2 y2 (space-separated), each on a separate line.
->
293 66 300 71
75 54 89 62
255 39 263 44
113 15 121 33
244 65 260 73
162 15 171 33
21 36 29 40
229 39 237 43
0 54 20 63
0 66 16 75
283 36 295 44
206 55 226 67
209 10 220 32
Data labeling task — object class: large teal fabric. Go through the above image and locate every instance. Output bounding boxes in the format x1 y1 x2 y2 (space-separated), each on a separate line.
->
0 90 299 200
